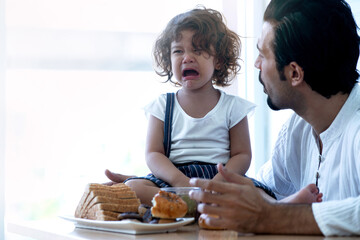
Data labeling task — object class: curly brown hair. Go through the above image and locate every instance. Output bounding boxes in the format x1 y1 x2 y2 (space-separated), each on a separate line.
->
153 7 241 87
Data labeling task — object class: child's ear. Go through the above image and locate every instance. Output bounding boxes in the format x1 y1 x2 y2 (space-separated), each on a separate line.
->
215 59 222 70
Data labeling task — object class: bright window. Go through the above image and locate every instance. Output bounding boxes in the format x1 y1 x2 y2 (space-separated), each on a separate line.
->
2 1 359 236
5 0 256 225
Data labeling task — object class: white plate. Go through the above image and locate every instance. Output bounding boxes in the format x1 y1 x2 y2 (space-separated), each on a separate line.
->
59 215 194 235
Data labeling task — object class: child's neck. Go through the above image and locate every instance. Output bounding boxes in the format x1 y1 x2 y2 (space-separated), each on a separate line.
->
177 87 220 118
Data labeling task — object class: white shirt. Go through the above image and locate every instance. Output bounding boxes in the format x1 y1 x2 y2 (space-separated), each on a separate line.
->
257 84 360 236
144 90 255 165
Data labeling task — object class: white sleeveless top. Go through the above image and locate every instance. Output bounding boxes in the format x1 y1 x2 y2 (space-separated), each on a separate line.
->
144 90 256 165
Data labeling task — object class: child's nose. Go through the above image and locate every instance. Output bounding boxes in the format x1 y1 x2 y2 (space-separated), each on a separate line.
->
183 52 195 63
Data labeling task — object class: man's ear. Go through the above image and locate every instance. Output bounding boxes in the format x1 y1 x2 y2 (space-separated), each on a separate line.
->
285 61 304 86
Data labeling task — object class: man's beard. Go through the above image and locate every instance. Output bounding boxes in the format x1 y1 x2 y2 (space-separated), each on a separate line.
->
267 97 280 111
259 72 280 111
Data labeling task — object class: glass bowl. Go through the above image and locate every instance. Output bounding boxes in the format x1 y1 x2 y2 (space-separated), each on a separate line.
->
161 187 200 218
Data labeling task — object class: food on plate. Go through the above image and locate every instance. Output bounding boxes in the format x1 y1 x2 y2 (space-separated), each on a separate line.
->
198 214 226 230
180 194 198 217
75 185 188 224
149 218 176 224
138 204 153 223
74 183 140 221
117 212 143 221
117 203 155 222
138 203 150 217
158 218 177 224
151 190 188 219
161 187 200 218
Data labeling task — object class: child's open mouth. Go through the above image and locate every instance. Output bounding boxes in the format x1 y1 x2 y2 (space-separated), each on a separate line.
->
182 69 199 78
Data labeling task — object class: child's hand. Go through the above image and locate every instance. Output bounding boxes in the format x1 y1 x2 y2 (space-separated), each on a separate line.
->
172 176 192 187
104 169 136 184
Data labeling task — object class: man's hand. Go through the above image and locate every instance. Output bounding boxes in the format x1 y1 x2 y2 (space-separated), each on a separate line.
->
190 163 322 235
189 163 268 233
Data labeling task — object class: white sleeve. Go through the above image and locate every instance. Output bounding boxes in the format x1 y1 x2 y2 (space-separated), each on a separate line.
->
312 197 360 236
228 95 256 128
143 94 166 121
256 160 274 188
256 121 297 200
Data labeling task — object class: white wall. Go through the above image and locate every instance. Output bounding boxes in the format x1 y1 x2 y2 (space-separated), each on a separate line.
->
0 0 6 238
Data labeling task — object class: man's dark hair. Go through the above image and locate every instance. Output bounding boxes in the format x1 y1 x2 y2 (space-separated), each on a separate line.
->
264 0 360 98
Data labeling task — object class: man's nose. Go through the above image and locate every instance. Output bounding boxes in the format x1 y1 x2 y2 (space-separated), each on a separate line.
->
254 56 261 70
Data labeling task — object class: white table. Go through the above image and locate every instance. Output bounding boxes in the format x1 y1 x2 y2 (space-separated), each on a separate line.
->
7 218 359 240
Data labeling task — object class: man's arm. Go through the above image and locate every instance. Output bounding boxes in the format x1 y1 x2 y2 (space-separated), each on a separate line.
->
257 202 321 234
312 197 360 236
189 164 322 235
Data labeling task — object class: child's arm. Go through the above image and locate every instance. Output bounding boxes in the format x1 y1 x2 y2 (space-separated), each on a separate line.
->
145 115 191 187
212 117 252 182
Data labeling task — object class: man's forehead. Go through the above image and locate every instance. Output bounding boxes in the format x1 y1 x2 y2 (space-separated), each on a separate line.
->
258 22 274 53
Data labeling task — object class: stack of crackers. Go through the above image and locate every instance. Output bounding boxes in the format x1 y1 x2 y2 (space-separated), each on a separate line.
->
74 183 140 221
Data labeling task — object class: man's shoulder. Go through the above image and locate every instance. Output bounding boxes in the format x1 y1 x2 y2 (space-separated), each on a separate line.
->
284 112 311 132
273 113 312 149
343 109 360 136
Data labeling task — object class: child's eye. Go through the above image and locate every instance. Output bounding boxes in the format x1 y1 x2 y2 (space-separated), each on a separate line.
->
172 49 182 54
194 49 202 55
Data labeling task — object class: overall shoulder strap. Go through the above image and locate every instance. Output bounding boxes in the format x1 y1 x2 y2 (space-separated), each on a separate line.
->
163 93 175 158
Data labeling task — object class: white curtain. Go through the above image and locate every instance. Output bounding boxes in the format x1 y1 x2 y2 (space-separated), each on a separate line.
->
235 0 276 175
